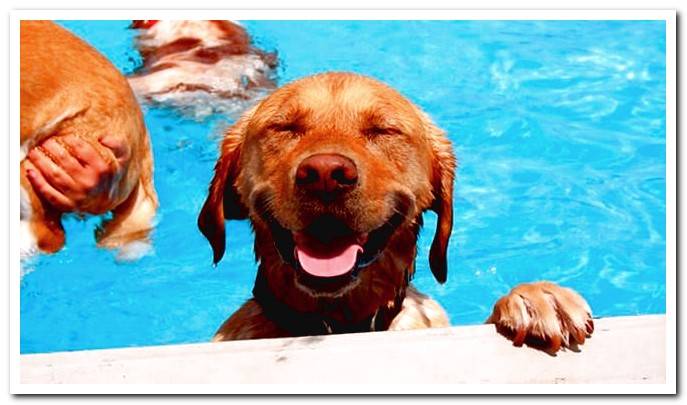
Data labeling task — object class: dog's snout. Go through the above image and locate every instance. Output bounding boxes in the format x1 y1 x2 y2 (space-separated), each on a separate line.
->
295 153 358 194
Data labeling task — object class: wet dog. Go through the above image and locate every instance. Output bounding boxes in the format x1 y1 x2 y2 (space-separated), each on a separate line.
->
199 72 593 352
20 21 158 256
128 20 277 120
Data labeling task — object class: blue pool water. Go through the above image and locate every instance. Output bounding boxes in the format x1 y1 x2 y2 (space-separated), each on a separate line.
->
20 20 666 354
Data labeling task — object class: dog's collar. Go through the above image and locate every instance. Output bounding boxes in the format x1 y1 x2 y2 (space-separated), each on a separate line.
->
252 269 410 336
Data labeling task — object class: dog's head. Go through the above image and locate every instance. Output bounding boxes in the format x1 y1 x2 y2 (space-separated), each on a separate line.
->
199 72 455 296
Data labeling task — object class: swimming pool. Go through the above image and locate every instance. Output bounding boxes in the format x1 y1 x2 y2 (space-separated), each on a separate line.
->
20 20 666 354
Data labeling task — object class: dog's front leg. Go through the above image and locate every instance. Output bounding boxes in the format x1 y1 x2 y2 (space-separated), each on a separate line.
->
487 281 594 353
388 286 450 331
213 299 290 342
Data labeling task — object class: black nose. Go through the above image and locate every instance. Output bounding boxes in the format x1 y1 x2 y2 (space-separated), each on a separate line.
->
295 153 358 195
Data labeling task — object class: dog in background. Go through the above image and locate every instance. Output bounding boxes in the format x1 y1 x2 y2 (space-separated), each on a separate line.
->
20 21 158 257
199 72 594 352
128 20 277 120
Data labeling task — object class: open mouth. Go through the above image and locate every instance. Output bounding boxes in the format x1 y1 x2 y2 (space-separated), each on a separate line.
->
252 191 411 285
293 220 365 279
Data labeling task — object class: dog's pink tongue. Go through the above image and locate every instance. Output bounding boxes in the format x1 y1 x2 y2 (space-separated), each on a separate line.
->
295 244 362 278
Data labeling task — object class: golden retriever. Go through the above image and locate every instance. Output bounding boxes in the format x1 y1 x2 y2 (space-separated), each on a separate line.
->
20 21 158 256
199 72 593 352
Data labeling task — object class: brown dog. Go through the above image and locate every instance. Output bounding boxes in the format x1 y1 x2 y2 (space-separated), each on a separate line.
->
20 21 158 256
127 20 277 120
199 72 593 352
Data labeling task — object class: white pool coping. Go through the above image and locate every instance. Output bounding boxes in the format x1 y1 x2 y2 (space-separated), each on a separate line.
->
18 314 665 389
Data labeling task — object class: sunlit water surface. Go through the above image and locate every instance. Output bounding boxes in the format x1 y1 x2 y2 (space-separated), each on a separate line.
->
20 20 666 353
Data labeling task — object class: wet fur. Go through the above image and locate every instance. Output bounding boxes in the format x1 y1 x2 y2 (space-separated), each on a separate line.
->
200 72 454 337
487 282 594 352
20 21 158 254
128 20 276 119
199 72 593 352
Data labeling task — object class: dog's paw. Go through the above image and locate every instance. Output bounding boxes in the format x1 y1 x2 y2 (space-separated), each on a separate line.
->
487 281 594 353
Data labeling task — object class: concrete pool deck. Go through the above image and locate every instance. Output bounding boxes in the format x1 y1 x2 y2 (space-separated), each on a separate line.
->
18 314 667 390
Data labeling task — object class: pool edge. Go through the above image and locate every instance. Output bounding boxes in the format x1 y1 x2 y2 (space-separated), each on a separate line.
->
17 314 666 388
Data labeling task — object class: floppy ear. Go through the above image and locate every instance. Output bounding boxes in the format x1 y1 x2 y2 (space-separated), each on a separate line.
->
198 113 252 264
424 116 456 284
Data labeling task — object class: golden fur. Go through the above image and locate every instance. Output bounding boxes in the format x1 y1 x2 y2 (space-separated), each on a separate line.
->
199 72 593 352
20 21 158 254
487 281 594 352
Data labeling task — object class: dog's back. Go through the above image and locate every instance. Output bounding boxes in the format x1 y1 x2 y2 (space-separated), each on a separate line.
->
127 20 277 120
21 21 147 178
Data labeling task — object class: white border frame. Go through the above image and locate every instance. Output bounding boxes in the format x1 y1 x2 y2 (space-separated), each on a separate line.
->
7 9 680 20
9 9 676 394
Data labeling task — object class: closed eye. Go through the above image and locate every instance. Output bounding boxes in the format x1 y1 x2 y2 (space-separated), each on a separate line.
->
268 122 304 134
365 126 403 136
